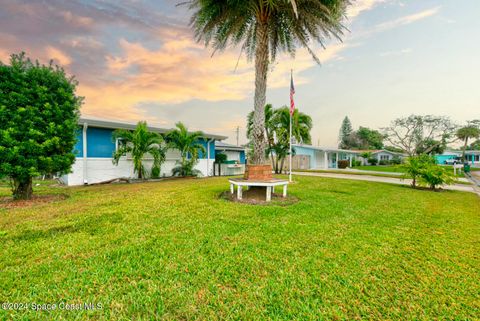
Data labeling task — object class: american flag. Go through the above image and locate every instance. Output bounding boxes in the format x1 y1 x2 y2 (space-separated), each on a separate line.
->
290 71 295 116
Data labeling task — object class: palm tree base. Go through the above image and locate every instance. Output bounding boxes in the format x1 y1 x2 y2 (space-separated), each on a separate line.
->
244 164 273 181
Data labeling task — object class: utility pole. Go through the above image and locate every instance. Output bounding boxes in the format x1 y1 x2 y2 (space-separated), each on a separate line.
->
236 126 240 146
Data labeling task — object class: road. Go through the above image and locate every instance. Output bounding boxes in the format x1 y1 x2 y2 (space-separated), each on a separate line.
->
293 171 478 194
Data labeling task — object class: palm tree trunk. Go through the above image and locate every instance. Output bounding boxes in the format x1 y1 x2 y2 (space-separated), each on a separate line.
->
251 22 269 165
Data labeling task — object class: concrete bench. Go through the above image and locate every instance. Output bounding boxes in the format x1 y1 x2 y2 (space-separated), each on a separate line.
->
228 178 289 202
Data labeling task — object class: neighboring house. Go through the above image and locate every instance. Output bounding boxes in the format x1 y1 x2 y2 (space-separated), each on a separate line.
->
354 150 405 165
214 141 246 175
435 150 480 165
293 144 359 169
60 117 227 186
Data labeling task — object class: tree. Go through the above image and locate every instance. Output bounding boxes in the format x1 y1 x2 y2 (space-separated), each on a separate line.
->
247 104 276 169
468 140 480 150
272 106 312 173
184 0 350 166
338 116 353 149
0 53 81 200
456 123 480 161
383 115 457 156
401 154 435 188
112 121 167 179
167 122 206 177
355 127 384 150
247 105 312 173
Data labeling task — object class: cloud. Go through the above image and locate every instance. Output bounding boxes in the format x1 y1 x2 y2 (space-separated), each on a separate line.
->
374 6 441 32
45 46 72 66
347 0 386 19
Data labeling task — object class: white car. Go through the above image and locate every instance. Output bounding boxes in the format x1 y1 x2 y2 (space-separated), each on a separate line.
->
444 158 461 165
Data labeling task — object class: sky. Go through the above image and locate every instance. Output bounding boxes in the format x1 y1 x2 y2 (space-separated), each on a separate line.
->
0 0 479 146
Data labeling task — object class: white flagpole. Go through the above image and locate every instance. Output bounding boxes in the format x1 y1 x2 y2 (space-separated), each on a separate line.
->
289 69 293 183
289 108 292 182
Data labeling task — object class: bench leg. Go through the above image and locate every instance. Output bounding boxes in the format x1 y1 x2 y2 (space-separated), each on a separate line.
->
266 186 272 202
283 185 287 198
237 186 243 200
272 186 275 194
230 183 234 194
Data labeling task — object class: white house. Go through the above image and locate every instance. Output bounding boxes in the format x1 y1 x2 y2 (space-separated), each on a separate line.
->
293 144 359 169
355 150 405 165
60 117 227 186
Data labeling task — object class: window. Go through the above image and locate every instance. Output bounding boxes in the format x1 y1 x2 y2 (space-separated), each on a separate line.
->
380 155 390 161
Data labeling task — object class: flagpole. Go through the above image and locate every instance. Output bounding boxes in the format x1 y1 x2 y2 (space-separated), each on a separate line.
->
289 69 293 183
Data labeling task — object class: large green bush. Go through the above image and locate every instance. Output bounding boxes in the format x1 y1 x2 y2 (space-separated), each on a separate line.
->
402 155 455 190
0 53 81 199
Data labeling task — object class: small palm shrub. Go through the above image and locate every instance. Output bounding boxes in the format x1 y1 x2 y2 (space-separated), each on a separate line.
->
419 164 455 190
172 160 202 177
402 154 455 190
151 166 161 179
368 158 378 165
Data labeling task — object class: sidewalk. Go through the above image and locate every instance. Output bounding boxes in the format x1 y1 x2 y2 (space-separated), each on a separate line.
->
293 171 477 194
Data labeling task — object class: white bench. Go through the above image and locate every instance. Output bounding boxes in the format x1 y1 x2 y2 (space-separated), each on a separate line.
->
228 178 289 202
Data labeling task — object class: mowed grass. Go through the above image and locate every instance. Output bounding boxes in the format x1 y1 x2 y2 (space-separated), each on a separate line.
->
1 176 479 320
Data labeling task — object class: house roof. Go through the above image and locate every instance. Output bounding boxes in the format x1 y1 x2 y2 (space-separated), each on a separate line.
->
293 144 359 154
215 141 245 152
79 117 228 140
352 149 405 156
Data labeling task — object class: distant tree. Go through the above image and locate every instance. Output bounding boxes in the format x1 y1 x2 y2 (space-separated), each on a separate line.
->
468 140 480 150
338 116 353 149
384 146 404 153
383 115 457 156
356 127 384 150
185 0 351 165
415 138 447 155
112 121 167 179
0 53 81 200
456 123 480 161
167 122 205 177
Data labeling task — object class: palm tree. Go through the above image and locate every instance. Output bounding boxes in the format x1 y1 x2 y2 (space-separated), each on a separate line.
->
112 121 167 179
247 104 275 168
184 0 350 166
167 122 206 177
272 106 313 172
456 124 480 162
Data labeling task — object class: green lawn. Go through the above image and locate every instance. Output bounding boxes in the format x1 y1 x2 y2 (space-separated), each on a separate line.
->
1 177 479 320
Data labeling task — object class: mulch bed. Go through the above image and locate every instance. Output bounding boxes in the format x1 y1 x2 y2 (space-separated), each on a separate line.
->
0 194 69 209
220 186 298 206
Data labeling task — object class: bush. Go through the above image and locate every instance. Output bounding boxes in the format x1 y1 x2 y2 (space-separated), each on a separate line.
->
337 160 349 169
352 159 362 167
401 154 455 189
368 158 378 165
419 164 455 190
391 156 402 165
151 166 160 179
379 160 389 166
215 153 227 164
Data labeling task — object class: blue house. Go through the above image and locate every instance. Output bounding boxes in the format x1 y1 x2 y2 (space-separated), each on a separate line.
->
214 141 246 176
435 150 480 165
60 117 227 186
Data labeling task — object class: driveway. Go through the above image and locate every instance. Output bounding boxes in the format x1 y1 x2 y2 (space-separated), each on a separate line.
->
293 171 477 194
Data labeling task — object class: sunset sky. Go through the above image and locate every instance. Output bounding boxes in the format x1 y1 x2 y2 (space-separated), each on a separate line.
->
1 0 479 146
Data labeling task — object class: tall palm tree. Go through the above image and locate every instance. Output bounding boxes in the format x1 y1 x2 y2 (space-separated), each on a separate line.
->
247 104 275 168
112 121 167 179
456 124 480 162
167 122 206 176
183 0 350 165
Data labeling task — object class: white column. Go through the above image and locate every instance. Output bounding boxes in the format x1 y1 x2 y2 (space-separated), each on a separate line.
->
230 183 234 194
324 151 328 169
336 152 339 168
283 184 287 197
82 122 88 185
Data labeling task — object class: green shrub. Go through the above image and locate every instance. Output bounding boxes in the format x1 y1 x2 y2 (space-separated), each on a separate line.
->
379 160 389 166
215 153 227 164
419 164 455 190
151 166 161 179
337 160 349 169
391 156 402 165
353 159 363 167
368 158 378 165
